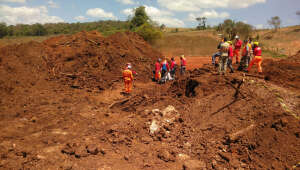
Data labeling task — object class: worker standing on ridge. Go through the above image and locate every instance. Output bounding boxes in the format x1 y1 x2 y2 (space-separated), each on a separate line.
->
154 58 162 82
233 35 242 64
170 57 177 80
218 38 229 75
161 57 170 83
227 41 234 73
238 40 251 71
123 64 134 94
180 55 187 75
212 37 224 65
247 42 263 74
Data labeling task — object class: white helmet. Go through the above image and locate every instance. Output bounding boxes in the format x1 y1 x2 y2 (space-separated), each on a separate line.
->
235 35 239 39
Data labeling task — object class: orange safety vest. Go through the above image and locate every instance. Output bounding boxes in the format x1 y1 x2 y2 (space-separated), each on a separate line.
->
123 69 133 81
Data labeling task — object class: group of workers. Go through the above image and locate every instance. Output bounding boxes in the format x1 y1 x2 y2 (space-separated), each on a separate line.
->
213 35 262 75
122 35 263 94
154 55 187 83
122 55 187 94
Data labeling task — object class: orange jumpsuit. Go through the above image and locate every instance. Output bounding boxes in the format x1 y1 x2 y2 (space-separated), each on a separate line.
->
247 47 262 73
123 69 134 93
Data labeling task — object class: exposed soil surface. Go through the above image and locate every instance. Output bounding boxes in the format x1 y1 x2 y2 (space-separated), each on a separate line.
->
0 31 299 170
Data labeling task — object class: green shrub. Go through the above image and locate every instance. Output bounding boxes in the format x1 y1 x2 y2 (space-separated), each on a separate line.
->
135 23 162 43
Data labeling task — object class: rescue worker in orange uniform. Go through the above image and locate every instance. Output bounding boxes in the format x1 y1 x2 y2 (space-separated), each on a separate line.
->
233 35 243 64
123 64 134 93
247 42 262 74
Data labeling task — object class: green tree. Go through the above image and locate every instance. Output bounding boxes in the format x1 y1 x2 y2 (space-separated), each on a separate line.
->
128 6 162 42
0 23 8 38
196 17 207 30
129 6 150 30
216 19 253 40
160 24 166 31
135 23 162 43
268 16 281 31
31 23 47 36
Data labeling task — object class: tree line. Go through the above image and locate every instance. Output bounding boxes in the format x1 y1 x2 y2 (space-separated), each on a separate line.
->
0 21 130 38
0 6 161 43
0 6 297 42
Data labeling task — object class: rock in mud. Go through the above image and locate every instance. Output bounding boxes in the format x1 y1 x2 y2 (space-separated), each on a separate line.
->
183 159 207 170
141 136 153 144
86 144 99 155
75 145 89 158
61 144 75 155
157 149 175 162
151 109 161 116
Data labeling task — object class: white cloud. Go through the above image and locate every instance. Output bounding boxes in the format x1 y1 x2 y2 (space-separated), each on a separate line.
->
122 6 185 27
188 10 229 21
157 0 266 12
116 0 135 5
255 24 264 29
0 5 64 25
155 17 185 27
47 0 59 8
74 16 87 22
122 8 134 16
86 8 117 20
0 0 26 3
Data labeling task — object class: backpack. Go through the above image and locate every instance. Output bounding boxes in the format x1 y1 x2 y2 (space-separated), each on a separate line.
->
162 63 167 71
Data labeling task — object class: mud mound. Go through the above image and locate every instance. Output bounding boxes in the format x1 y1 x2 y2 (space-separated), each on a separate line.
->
0 41 47 96
263 51 300 90
43 31 161 90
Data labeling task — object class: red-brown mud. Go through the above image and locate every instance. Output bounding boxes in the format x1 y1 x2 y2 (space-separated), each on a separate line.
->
0 31 299 169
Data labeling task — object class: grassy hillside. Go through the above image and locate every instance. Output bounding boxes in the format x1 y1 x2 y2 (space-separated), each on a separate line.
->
256 25 300 57
153 25 300 58
1 25 300 58
153 30 219 57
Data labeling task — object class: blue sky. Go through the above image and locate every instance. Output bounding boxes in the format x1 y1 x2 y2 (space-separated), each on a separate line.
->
0 0 299 28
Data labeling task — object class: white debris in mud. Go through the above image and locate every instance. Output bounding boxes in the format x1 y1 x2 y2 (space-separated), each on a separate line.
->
149 105 181 135
162 105 178 117
150 120 160 134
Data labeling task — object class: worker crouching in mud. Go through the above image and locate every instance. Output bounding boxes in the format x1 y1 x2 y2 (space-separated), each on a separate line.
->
170 57 177 80
161 57 170 83
212 37 224 66
238 39 252 71
246 42 263 74
122 64 134 94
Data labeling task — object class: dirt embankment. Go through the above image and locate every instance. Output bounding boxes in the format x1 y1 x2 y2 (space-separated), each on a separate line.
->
263 50 300 90
43 31 161 90
0 31 299 169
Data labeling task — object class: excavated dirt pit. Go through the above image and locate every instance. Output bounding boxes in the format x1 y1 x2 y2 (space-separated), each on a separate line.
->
0 31 299 170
